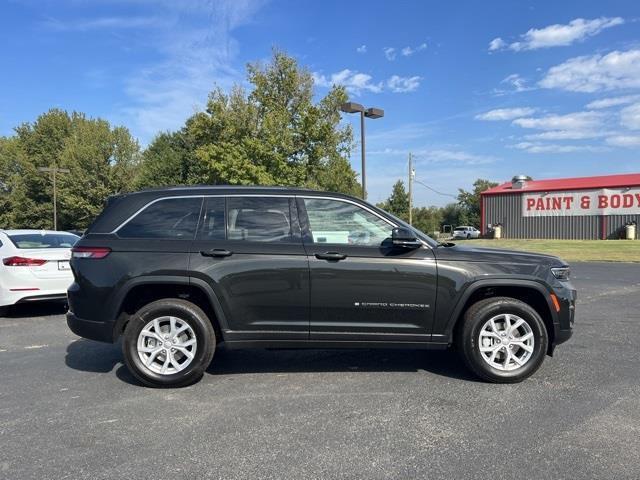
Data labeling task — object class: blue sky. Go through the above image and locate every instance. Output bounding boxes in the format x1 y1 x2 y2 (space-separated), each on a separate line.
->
1 0 640 205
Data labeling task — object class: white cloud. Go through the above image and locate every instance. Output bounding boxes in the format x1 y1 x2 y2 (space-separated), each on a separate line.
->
511 111 607 144
424 149 496 164
503 74 530 91
383 47 396 61
314 71 422 94
369 147 496 165
356 45 367 53
488 37 506 51
313 68 383 95
539 49 640 92
491 17 624 52
366 123 434 144
313 69 383 94
401 43 427 57
512 142 607 153
523 130 608 140
586 94 640 109
493 74 534 95
42 15 169 31
475 107 537 121
620 103 640 130
512 111 604 131
387 75 422 93
116 0 266 142
605 135 640 147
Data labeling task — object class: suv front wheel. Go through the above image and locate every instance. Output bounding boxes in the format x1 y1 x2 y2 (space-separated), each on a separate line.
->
457 297 548 383
122 299 216 388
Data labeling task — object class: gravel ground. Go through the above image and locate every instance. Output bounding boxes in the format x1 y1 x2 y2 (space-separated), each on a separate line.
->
1 262 639 479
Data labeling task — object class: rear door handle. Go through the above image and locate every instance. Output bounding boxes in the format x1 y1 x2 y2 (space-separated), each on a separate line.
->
315 251 347 261
200 249 233 258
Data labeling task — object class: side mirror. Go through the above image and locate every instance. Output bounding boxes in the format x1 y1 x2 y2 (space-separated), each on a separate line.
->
392 227 421 248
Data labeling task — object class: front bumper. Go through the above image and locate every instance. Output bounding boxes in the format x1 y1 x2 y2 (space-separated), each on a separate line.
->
66 311 115 343
550 283 576 350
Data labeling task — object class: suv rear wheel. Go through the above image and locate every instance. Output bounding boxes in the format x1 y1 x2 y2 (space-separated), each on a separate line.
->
122 299 216 388
457 296 548 383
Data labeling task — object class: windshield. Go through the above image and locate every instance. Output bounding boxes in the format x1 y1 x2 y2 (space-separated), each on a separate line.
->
8 233 79 249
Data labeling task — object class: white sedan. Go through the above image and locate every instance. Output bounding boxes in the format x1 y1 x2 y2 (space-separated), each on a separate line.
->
0 230 79 315
452 226 481 240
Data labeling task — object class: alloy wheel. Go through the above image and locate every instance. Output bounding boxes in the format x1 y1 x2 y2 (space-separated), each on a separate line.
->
478 313 534 371
136 316 197 375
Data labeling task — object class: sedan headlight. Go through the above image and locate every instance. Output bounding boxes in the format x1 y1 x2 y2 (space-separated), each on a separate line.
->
551 267 570 281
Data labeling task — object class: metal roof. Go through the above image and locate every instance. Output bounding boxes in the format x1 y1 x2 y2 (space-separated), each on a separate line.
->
482 172 640 195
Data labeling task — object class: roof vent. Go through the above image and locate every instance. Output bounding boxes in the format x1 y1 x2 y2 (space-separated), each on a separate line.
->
512 175 529 189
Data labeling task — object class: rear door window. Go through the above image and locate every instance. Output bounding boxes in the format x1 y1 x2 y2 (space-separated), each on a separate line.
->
227 197 293 242
196 197 226 240
117 197 203 239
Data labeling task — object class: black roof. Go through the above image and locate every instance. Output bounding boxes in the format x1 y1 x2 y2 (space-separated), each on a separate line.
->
89 185 367 234
134 184 327 195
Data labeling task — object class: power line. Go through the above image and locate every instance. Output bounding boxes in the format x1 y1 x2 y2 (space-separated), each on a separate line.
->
413 178 458 199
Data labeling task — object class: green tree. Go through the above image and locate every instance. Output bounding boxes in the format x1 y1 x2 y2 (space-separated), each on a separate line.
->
135 131 194 188
412 206 443 236
457 178 498 227
137 50 360 195
0 109 140 230
378 180 410 221
440 202 467 229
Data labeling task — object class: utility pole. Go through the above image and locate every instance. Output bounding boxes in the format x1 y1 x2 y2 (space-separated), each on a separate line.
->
408 152 414 225
38 166 70 231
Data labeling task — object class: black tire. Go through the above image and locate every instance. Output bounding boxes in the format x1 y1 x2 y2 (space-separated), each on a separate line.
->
122 299 216 388
0 306 7 317
457 296 548 383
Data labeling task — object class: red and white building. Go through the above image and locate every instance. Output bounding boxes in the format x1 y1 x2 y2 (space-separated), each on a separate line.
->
481 173 640 240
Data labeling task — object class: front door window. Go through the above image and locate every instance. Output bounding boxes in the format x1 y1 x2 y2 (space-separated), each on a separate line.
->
302 198 392 246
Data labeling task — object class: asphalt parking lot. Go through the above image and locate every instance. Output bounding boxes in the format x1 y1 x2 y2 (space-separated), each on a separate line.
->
1 262 639 480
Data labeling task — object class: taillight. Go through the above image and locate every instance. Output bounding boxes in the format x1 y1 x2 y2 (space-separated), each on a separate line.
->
2 256 48 267
71 247 111 259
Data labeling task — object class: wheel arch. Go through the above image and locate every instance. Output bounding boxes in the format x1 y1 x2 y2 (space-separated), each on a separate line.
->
447 279 557 353
112 276 229 342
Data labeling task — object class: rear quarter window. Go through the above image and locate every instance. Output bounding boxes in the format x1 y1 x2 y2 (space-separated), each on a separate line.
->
117 197 203 239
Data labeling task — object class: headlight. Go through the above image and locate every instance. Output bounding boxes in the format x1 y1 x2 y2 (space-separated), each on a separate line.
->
551 267 570 281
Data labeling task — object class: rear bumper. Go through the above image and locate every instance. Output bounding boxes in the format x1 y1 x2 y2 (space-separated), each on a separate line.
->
1 287 68 307
16 293 67 303
66 311 115 343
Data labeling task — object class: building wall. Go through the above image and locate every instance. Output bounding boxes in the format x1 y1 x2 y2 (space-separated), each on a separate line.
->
483 193 640 240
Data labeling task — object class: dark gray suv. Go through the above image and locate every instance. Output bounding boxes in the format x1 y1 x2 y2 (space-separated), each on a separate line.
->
67 186 575 387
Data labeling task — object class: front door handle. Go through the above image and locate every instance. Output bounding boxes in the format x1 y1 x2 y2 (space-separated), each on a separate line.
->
200 249 233 258
315 251 347 261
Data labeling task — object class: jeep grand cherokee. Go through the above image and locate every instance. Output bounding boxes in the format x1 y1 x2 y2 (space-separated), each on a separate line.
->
67 186 575 387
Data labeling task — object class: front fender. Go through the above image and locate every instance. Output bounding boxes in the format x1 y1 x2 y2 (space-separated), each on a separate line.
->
432 277 558 342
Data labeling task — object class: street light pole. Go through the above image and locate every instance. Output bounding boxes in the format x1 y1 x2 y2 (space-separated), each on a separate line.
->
38 166 70 230
340 102 384 200
360 109 366 201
